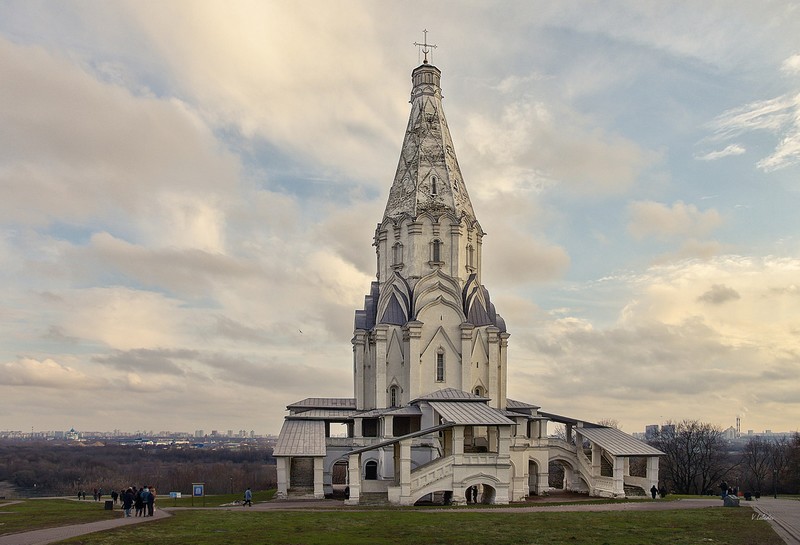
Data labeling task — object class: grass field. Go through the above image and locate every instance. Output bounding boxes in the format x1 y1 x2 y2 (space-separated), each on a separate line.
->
57 506 783 545
0 499 118 535
1 495 787 545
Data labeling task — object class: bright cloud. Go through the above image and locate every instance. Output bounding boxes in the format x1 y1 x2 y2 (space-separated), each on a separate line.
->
627 201 723 241
696 144 746 161
0 2 799 436
705 92 800 172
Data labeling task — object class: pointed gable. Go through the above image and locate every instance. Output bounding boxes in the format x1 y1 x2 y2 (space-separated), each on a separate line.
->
380 293 407 325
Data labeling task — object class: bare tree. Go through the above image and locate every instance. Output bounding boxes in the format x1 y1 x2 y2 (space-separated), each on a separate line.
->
650 420 732 495
741 436 773 492
596 418 620 430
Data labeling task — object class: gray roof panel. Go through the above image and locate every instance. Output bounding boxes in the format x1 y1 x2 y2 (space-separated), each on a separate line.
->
576 427 664 456
287 409 356 420
506 399 541 410
287 398 356 410
413 388 488 402
273 420 326 457
429 401 515 425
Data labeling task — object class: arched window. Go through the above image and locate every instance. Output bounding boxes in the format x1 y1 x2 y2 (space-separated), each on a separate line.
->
467 244 475 268
436 351 445 382
432 239 442 263
365 460 378 480
390 386 399 407
392 242 403 266
474 387 483 397
431 176 438 195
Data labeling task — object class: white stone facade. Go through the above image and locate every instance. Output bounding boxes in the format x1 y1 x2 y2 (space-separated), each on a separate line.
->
273 60 663 506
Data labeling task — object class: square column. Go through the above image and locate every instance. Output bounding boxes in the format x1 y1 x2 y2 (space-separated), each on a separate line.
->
276 457 289 499
498 426 511 459
374 325 389 408
383 415 394 438
646 456 660 488
452 426 465 463
404 321 423 399
591 443 601 477
612 456 625 496
399 439 412 504
345 453 361 505
353 418 363 438
488 427 498 453
460 324 474 392
486 327 500 408
314 457 325 499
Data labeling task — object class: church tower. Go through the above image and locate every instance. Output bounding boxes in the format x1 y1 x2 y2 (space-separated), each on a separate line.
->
352 60 510 411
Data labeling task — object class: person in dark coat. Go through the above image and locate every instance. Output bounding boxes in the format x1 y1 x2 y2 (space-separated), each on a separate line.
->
134 487 144 517
122 488 134 517
650 485 658 499
146 486 156 516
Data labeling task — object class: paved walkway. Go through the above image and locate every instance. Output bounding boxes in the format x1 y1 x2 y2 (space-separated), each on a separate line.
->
0 509 169 545
1 497 797 545
752 498 800 545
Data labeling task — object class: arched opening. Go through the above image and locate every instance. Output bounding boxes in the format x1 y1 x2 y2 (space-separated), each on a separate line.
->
331 459 348 498
548 458 589 496
413 489 453 506
364 460 378 480
528 460 539 496
464 483 497 504
548 459 566 490
389 385 399 407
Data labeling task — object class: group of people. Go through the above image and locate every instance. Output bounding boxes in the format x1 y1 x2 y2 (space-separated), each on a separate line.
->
76 485 157 516
120 485 157 517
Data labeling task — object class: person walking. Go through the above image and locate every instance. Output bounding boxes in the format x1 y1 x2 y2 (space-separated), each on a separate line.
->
139 486 151 516
133 487 144 517
122 488 134 517
243 487 253 507
650 485 658 499
146 485 156 516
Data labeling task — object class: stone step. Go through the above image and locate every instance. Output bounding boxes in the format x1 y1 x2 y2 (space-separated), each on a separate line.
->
624 484 647 497
357 492 389 506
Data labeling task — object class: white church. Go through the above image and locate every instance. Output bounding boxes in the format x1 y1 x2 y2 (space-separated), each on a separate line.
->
274 54 663 506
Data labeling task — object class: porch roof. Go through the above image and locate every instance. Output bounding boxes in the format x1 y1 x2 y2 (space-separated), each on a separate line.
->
429 401 515 426
286 409 356 420
576 426 664 456
273 419 326 457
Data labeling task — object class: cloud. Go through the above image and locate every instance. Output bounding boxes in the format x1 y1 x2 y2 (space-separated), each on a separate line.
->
0 357 109 389
64 232 261 297
462 99 657 196
0 37 240 235
628 201 722 241
704 92 800 172
782 54 800 75
507 255 800 430
696 144 746 161
697 284 741 305
116 1 409 186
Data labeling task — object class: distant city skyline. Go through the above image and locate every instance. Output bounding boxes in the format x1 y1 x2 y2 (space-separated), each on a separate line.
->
1 2 799 434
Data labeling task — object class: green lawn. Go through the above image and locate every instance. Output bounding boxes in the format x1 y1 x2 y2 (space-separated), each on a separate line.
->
159 489 275 508
55 507 783 545
0 499 118 536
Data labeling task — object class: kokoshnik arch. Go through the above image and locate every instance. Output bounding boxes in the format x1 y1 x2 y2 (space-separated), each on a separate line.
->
273 53 663 506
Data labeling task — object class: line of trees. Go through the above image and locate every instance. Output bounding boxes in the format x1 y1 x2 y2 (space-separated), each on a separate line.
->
0 441 276 497
649 420 800 495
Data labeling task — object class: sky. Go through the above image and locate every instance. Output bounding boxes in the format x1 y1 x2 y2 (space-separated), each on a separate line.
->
1 1 799 437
